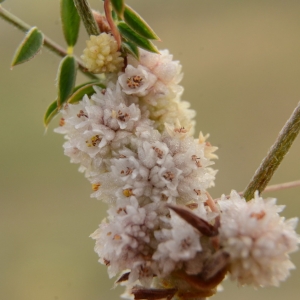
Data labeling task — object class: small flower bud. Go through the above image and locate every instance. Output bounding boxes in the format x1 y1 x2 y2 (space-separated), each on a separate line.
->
81 33 124 74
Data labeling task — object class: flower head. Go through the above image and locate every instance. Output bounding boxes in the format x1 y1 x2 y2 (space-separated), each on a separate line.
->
118 65 157 97
218 191 300 287
123 48 196 133
81 33 124 73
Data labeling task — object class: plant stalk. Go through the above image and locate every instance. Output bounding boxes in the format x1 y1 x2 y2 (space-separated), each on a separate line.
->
73 0 100 36
243 102 300 201
214 180 300 202
263 179 300 193
0 5 98 80
104 0 121 49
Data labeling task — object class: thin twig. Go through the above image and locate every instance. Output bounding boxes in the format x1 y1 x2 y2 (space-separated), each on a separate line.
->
0 5 98 80
104 0 122 49
73 0 100 36
243 102 300 201
214 180 300 201
264 180 300 193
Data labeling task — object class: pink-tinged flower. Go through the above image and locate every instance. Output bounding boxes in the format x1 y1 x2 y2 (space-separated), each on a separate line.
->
118 65 157 96
218 191 300 287
152 211 202 276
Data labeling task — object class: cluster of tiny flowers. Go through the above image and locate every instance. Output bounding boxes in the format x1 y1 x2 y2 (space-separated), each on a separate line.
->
81 33 124 73
122 49 196 133
218 191 299 287
56 43 299 299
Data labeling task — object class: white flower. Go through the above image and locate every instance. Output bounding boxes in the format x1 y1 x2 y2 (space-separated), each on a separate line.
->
66 126 111 159
111 155 149 183
118 65 157 96
137 140 170 169
81 33 124 73
218 191 300 287
153 211 202 276
149 157 182 193
198 132 218 160
55 84 154 178
56 45 221 293
126 48 196 133
164 119 192 140
90 202 159 279
128 49 182 86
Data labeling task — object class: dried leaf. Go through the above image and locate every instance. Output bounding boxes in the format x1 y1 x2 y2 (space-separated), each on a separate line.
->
131 286 177 300
167 204 219 237
175 264 227 294
116 272 130 284
201 251 230 281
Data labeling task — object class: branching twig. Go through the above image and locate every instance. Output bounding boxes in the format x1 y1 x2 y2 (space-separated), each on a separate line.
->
243 102 300 201
0 5 98 80
263 180 300 193
214 180 300 201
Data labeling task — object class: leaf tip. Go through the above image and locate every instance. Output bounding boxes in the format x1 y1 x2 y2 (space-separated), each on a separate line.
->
11 26 44 67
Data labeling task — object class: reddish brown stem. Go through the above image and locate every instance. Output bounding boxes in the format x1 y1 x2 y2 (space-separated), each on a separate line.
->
104 0 121 49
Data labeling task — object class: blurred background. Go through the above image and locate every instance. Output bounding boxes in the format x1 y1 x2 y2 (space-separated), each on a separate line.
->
1 0 300 299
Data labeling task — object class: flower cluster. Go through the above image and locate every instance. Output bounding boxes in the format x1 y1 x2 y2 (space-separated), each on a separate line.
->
218 191 299 287
56 41 299 299
81 33 124 73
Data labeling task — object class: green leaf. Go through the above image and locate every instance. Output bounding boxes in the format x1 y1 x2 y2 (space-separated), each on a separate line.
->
117 22 159 54
111 0 124 17
0 0 6 3
68 82 105 104
73 81 99 93
60 0 80 47
44 100 58 127
11 27 44 67
124 5 160 40
122 41 139 60
111 10 118 22
57 55 77 107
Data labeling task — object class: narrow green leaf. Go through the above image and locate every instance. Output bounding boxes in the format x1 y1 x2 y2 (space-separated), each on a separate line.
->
122 41 139 60
111 0 125 17
73 81 99 93
57 55 77 107
60 0 80 47
111 10 118 22
68 82 105 104
117 22 159 54
44 100 58 127
11 27 43 67
124 5 160 40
